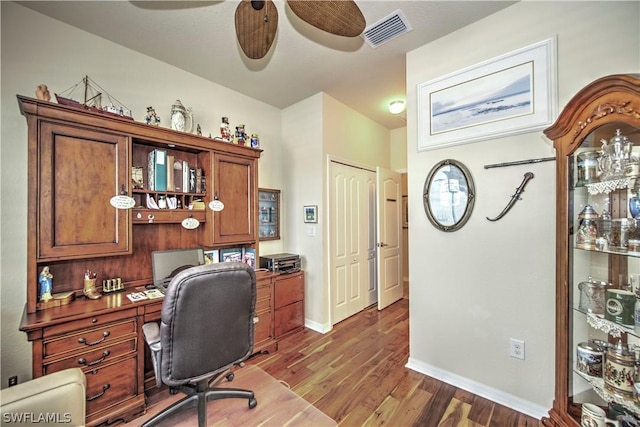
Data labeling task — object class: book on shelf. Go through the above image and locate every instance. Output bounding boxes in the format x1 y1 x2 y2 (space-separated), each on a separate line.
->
243 248 256 269
189 167 197 193
148 149 167 191
166 154 175 191
182 160 189 194
204 249 219 264
220 248 243 263
173 158 183 192
196 168 202 193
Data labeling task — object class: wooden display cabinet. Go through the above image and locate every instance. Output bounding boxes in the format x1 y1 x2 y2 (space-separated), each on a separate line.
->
258 188 280 240
543 74 640 426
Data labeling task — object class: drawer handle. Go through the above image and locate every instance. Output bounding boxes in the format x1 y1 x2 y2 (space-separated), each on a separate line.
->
87 384 110 402
78 350 110 367
78 331 110 346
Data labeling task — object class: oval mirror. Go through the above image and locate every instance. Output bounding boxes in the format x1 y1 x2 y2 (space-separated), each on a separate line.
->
423 159 475 232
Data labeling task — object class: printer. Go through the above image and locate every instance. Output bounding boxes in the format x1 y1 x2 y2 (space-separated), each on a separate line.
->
259 253 301 274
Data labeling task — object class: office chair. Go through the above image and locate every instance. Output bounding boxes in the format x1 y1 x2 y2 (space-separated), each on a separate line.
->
141 262 258 427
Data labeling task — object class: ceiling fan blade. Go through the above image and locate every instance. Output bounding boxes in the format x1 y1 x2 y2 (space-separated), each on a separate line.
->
287 0 365 38
235 0 278 59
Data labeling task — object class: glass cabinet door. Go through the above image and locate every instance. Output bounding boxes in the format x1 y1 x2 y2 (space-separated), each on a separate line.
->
568 123 640 422
258 188 280 240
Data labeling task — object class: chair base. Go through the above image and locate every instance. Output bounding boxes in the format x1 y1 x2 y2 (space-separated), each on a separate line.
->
142 378 256 427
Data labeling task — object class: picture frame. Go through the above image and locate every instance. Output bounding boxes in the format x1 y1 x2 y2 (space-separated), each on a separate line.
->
304 205 318 223
417 37 557 151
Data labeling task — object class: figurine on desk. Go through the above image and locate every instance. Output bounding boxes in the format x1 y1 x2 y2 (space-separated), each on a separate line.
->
39 266 53 302
83 270 102 300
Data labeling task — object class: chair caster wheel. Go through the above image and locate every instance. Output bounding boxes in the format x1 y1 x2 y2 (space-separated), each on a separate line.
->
248 397 257 409
226 372 234 382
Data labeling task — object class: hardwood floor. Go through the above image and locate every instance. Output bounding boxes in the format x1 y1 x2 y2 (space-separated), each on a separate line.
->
248 298 544 427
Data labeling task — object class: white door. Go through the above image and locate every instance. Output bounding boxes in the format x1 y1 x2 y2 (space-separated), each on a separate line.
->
365 175 378 306
329 162 368 324
376 166 403 310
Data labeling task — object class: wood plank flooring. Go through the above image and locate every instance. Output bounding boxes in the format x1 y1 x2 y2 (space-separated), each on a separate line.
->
248 298 544 427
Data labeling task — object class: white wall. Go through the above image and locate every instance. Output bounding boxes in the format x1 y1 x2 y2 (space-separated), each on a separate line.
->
0 2 282 385
283 93 392 332
406 0 640 419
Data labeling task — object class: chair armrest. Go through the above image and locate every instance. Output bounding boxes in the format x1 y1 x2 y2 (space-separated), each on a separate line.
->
0 368 86 426
142 322 162 387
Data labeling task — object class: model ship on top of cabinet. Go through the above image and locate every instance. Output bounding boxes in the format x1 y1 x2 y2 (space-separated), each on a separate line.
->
543 74 640 427
55 75 133 120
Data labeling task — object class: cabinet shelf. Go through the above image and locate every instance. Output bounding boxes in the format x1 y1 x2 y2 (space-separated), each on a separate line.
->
258 188 280 240
575 370 640 417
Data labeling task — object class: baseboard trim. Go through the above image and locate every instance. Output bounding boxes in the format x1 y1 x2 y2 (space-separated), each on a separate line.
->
305 318 332 334
405 357 548 420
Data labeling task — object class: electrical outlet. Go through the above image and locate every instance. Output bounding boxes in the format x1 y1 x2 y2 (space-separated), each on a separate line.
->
510 338 525 360
8 376 18 387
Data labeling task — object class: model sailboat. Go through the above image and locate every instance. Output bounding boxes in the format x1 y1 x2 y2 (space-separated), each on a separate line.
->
55 76 133 120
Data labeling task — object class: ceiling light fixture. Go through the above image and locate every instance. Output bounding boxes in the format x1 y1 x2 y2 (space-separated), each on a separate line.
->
389 100 405 114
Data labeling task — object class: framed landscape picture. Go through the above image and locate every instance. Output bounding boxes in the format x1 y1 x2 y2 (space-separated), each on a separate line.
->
417 37 557 151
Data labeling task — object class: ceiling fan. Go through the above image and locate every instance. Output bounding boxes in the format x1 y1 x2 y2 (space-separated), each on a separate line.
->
235 0 366 59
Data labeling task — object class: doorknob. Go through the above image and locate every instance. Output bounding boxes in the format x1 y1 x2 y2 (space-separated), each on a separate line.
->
377 242 388 247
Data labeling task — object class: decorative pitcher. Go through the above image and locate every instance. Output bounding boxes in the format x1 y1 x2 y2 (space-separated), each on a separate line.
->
170 100 193 133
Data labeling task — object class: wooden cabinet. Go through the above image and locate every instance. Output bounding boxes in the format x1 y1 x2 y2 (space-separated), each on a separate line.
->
36 121 131 262
543 74 640 426
18 95 262 426
274 271 305 338
28 307 143 426
254 272 277 354
258 188 280 240
204 153 257 245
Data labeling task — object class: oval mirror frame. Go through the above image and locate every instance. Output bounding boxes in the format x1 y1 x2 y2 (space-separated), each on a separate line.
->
423 159 475 232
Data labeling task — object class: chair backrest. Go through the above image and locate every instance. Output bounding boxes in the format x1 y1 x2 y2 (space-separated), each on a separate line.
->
159 262 256 387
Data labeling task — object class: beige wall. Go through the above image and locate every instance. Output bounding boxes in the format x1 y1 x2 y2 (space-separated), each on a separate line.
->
0 2 283 386
283 93 392 332
406 0 640 418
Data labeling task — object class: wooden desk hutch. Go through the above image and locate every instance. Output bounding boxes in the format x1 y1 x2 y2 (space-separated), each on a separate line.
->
17 96 303 426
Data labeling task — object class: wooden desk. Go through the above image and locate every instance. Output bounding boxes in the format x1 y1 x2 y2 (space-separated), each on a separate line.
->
19 270 302 426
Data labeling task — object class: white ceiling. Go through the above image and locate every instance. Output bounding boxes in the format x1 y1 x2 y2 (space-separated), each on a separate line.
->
19 1 517 130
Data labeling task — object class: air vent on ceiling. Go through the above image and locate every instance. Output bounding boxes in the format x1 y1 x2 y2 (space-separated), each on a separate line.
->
362 9 412 49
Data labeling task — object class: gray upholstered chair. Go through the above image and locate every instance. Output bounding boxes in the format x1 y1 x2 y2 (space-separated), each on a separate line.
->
142 262 258 427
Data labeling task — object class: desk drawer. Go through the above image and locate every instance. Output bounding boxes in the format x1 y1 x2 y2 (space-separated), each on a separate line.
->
44 319 137 359
43 308 137 338
254 308 272 344
85 356 137 417
44 338 136 373
275 301 304 337
274 274 304 309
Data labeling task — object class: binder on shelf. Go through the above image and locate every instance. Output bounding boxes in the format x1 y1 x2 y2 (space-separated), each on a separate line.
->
166 155 175 191
189 167 197 193
148 149 167 191
182 160 189 194
173 158 183 192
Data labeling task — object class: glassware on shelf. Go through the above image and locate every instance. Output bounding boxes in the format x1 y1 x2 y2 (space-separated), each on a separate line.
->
598 129 634 181
577 150 601 186
577 205 600 249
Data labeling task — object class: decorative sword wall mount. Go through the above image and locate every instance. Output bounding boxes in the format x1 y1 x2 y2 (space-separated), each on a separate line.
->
486 172 535 222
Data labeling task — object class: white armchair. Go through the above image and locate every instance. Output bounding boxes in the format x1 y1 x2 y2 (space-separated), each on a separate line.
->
0 368 86 427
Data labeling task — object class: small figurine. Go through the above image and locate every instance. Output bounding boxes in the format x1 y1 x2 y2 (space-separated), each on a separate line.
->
35 84 51 102
196 124 202 136
220 117 231 142
39 266 53 302
145 106 161 126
